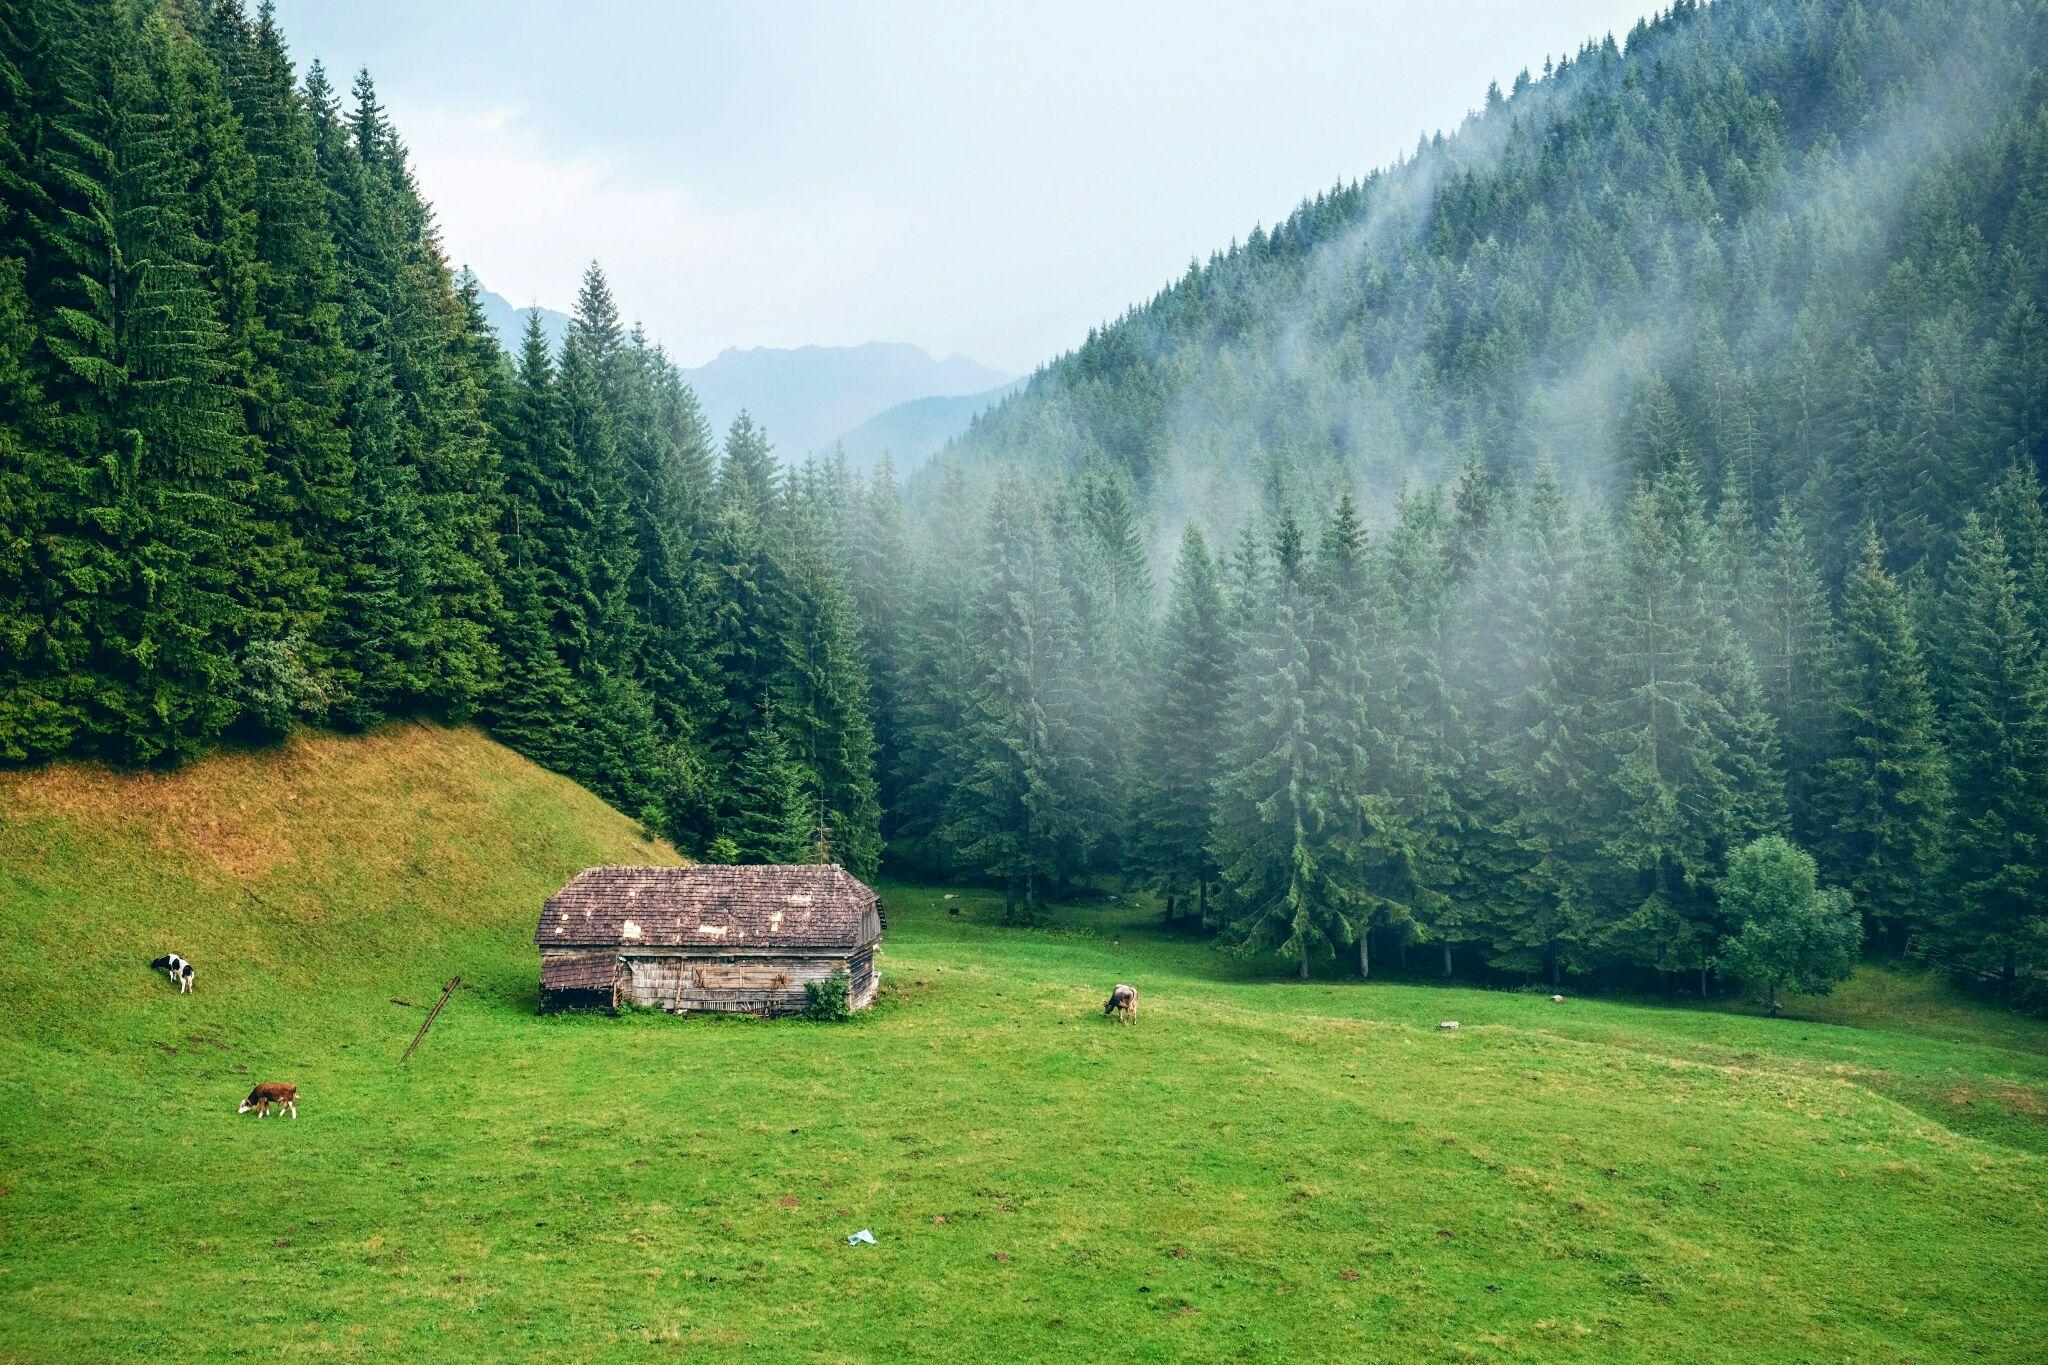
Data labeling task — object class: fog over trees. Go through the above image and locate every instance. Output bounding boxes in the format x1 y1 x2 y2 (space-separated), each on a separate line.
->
3 0 2046 1005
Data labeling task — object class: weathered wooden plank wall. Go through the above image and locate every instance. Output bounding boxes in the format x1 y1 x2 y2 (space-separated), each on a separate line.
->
617 954 855 1017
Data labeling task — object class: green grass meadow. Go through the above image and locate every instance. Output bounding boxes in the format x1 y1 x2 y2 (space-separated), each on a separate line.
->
2 725 2045 1360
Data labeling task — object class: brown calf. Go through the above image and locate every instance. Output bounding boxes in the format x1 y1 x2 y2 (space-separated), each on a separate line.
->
1103 983 1138 1023
238 1082 298 1119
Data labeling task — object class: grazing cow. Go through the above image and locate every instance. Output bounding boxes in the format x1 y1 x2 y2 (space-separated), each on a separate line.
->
149 954 196 994
238 1082 298 1119
1103 983 1138 1023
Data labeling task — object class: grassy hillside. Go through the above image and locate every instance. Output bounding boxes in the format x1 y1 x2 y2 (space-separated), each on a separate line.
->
0 722 679 1049
2 727 2046 1361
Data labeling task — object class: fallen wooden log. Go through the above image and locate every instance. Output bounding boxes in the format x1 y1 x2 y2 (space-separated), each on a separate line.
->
401 977 460 1064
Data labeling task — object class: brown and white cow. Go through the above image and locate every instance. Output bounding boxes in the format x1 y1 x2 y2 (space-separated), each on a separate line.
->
1103 983 1138 1023
238 1082 298 1119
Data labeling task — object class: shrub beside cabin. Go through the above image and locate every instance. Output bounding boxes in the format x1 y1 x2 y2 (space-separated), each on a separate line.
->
535 865 883 1015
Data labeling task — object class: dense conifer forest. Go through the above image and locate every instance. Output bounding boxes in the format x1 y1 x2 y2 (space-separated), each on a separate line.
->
860 0 2048 1003
3 0 2046 1006
0 0 879 873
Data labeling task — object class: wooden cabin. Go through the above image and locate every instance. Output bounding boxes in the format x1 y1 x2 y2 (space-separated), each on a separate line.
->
534 864 882 1016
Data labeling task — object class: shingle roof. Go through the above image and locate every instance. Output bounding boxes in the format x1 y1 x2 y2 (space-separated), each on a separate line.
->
535 865 881 950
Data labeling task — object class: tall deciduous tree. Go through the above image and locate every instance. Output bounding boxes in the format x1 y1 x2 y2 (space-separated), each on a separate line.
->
1716 834 1861 1016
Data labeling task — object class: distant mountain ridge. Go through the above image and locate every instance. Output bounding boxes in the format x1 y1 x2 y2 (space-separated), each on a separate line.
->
472 284 571 355
830 377 1027 475
680 342 1012 461
468 288 1011 463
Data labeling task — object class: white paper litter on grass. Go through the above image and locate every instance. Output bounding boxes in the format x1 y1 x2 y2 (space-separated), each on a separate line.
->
847 1229 876 1246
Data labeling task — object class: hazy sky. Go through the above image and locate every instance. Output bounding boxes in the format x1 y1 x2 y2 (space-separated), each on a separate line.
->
270 1 1659 373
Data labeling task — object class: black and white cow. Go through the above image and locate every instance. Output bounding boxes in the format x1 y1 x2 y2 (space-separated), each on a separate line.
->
149 953 196 994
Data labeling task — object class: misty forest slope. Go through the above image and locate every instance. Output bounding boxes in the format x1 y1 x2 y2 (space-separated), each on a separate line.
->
831 377 1026 475
859 0 2048 1012
2 727 2047 1361
955 0 2048 568
682 342 1012 463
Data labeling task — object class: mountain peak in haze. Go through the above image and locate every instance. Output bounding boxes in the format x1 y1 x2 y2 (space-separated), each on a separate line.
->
469 288 1011 462
681 342 1012 459
472 284 571 355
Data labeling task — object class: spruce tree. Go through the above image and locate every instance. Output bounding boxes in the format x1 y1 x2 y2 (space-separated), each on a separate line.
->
718 410 779 519
1585 463 1733 982
1933 514 2048 987
1747 508 1836 840
1816 533 1949 950
887 466 981 872
723 711 815 864
844 459 914 830
776 496 883 876
1454 460 1584 980
1210 511 1361 978
487 314 587 773
98 7 254 760
945 480 1095 921
1367 489 1462 976
1127 524 1231 923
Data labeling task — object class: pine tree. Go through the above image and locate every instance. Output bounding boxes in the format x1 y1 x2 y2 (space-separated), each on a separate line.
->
95 6 255 761
551 261 660 812
326 282 429 726
722 711 815 864
1127 524 1231 923
1591 474 1710 976
776 495 883 876
844 459 914 831
615 327 714 747
718 410 778 518
199 0 350 710
1747 508 1836 840
0 252 75 759
1985 463 2048 646
1816 533 1949 950
1211 511 1361 978
945 480 1095 921
887 466 980 872
487 314 587 773
1454 460 1585 979
1060 463 1151 868
1932 515 2048 987
1367 489 1463 976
